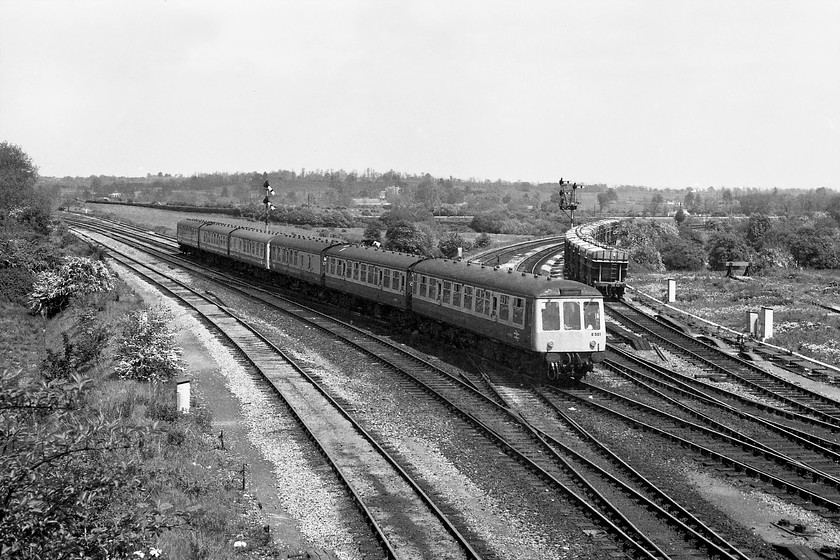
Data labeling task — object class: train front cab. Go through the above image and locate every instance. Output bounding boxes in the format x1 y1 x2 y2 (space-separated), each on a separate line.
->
533 294 606 381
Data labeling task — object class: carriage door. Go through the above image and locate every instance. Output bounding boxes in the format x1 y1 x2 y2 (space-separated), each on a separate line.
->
492 295 498 320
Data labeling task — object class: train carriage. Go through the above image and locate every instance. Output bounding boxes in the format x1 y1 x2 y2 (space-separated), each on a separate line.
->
199 223 240 259
230 228 274 270
411 259 605 379
176 218 209 253
269 234 343 286
323 245 424 311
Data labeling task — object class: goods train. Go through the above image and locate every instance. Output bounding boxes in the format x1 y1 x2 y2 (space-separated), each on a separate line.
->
564 220 628 298
177 219 606 382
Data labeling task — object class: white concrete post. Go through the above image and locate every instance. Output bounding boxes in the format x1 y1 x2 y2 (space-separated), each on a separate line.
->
457 247 463 259
759 307 774 341
747 311 759 337
176 378 191 414
666 279 676 303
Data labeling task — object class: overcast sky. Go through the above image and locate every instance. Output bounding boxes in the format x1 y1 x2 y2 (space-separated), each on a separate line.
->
1 1 838 189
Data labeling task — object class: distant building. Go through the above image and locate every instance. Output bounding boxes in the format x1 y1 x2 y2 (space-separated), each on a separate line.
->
352 198 386 208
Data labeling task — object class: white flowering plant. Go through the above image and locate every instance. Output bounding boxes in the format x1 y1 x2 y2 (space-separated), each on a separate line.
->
27 255 115 317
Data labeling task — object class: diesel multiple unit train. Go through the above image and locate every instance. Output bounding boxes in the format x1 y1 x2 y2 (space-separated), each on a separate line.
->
177 219 607 382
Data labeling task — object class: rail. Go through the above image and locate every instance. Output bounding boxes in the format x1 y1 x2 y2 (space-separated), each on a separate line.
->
625 284 840 377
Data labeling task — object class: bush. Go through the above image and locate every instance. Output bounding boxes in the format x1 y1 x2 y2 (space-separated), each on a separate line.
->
661 239 705 271
0 369 163 558
706 231 752 271
27 256 115 317
438 232 470 259
113 305 184 382
472 233 492 249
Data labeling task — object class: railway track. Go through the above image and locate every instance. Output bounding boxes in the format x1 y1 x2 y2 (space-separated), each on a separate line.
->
603 346 840 471
606 300 840 427
468 235 565 268
68 219 651 558
557 378 840 514
66 214 767 559
73 228 481 560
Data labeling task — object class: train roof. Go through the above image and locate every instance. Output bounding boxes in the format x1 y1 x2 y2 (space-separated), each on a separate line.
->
325 245 427 268
270 234 346 253
200 223 241 235
177 218 211 228
413 258 602 298
230 228 275 243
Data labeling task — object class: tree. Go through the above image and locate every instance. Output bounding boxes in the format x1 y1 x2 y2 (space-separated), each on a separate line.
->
674 208 688 224
745 214 772 250
0 142 39 213
363 219 386 245
788 226 840 269
113 305 184 382
597 188 618 213
706 231 751 270
414 174 440 213
650 192 664 216
469 211 506 233
384 221 430 255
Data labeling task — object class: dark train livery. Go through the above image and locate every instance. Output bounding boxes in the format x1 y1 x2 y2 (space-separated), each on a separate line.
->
177 219 606 381
564 219 628 298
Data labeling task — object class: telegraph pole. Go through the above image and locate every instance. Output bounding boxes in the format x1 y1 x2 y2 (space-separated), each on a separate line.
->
263 179 275 232
557 177 584 228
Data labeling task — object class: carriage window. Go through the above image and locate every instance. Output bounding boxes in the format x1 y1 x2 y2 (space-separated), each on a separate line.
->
584 301 601 330
417 276 427 298
429 279 437 301
452 284 462 307
475 289 485 315
513 298 525 325
360 264 367 282
541 301 561 331
352 262 359 280
329 258 335 275
399 273 405 292
369 266 376 284
499 295 509 321
383 269 391 289
442 281 452 304
563 301 581 330
485 292 493 316
464 286 473 310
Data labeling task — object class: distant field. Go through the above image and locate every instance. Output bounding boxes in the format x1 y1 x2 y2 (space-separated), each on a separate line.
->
71 203 364 239
630 270 840 368
69 203 532 250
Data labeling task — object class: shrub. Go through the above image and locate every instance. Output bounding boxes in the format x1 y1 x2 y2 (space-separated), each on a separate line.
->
113 305 184 382
706 231 752 271
0 369 164 558
438 232 470 259
661 240 705 271
472 233 492 249
27 256 115 317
